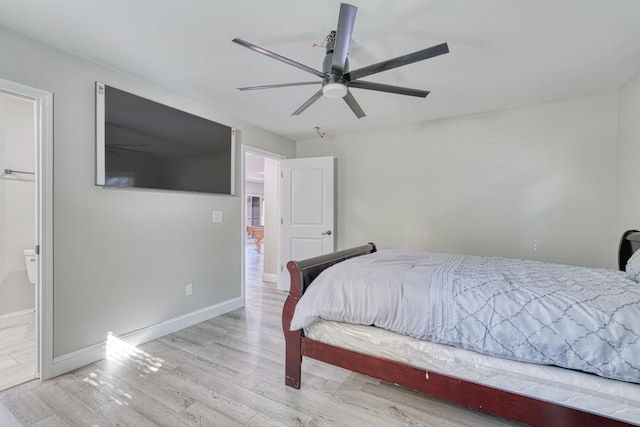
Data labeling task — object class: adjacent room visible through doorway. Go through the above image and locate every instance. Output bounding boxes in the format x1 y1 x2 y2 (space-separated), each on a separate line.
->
0 90 37 391
243 148 283 297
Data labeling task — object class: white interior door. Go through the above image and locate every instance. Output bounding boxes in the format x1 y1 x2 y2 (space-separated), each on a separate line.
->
280 157 334 291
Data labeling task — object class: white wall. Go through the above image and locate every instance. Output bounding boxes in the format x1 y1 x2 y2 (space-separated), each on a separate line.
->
245 181 264 196
0 92 35 317
617 70 640 238
298 92 619 268
0 26 295 360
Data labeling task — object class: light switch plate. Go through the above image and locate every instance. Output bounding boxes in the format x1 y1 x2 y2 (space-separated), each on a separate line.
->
212 211 223 223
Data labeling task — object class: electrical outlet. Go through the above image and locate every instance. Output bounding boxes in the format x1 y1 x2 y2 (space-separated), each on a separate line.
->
185 283 193 296
212 211 223 223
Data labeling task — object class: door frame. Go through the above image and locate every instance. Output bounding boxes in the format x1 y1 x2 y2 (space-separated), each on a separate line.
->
0 77 54 380
241 145 285 303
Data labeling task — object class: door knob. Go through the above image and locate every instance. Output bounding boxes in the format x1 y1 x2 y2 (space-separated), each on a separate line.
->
322 230 332 236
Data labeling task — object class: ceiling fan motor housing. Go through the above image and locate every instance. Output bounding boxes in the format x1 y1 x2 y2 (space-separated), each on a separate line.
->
322 40 349 98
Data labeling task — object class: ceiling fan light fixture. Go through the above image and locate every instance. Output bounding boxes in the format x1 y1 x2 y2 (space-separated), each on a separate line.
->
323 82 348 99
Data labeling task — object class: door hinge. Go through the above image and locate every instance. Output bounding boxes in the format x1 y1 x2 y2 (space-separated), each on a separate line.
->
281 218 283 225
35 245 40 255
281 265 284 271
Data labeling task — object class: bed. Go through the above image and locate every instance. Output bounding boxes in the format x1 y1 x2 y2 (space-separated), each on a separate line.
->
282 230 640 427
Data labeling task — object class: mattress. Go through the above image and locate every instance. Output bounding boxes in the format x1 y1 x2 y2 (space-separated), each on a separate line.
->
305 320 640 425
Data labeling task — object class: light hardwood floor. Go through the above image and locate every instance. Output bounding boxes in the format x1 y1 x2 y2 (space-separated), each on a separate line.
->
0 246 521 426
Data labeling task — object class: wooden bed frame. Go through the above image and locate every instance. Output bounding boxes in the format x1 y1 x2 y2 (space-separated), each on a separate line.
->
282 236 640 427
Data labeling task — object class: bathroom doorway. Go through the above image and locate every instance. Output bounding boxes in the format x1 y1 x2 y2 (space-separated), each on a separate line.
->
242 146 283 301
0 78 54 387
0 90 37 390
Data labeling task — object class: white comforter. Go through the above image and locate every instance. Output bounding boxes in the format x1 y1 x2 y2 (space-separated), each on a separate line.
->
290 250 640 383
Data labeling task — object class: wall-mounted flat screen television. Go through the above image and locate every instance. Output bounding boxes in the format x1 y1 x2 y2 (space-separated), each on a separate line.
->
95 82 235 195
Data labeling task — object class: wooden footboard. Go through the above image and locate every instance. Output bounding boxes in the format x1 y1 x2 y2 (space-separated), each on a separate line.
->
282 243 377 388
281 243 636 427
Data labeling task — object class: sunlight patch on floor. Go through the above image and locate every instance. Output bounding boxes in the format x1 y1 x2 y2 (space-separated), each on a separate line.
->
81 333 167 407
105 332 164 374
82 369 132 406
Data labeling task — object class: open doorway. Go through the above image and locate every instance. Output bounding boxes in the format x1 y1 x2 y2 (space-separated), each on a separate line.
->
242 146 283 299
0 78 53 384
0 90 37 390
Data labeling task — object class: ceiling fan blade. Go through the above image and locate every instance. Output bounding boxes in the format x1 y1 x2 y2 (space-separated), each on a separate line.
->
107 146 153 155
343 91 366 119
331 3 357 74
238 82 320 91
292 89 323 116
232 38 324 78
349 80 430 98
106 143 153 147
345 42 449 81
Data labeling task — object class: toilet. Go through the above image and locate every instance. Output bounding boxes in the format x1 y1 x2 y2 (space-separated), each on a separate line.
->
23 249 36 285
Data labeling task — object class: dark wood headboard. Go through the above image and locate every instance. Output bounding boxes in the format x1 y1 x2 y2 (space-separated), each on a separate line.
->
619 229 640 271
286 243 377 295
282 242 377 388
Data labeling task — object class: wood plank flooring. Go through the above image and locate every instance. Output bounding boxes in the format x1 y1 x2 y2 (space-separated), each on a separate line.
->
0 246 522 426
0 322 36 392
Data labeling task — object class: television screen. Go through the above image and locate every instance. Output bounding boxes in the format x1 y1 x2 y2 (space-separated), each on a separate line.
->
95 82 235 195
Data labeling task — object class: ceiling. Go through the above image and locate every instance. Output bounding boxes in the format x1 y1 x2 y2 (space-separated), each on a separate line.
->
1 0 640 141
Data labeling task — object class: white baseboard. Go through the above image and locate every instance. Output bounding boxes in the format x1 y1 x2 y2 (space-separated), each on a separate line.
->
262 273 277 283
0 309 35 330
51 297 243 378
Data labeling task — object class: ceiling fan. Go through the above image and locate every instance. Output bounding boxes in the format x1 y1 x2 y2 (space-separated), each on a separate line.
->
232 3 449 119
105 143 152 157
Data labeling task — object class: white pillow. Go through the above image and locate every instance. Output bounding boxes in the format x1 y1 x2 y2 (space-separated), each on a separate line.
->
626 250 640 282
